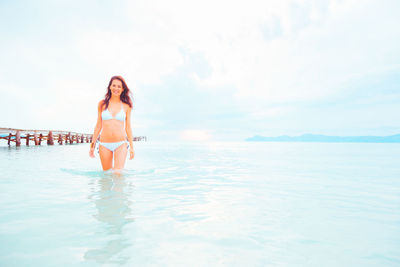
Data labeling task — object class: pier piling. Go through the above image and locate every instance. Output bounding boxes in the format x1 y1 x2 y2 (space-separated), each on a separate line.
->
26 133 30 146
16 131 21 146
34 132 39 145
47 131 54 145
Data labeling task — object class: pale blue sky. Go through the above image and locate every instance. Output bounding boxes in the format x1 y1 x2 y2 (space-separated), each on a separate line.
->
0 0 399 141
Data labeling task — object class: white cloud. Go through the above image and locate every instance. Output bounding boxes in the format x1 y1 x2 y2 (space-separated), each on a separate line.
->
122 0 400 106
76 29 184 85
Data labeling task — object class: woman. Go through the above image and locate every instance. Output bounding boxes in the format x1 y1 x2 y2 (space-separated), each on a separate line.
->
89 75 135 171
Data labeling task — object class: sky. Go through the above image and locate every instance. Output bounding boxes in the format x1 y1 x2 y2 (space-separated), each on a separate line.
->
0 0 399 141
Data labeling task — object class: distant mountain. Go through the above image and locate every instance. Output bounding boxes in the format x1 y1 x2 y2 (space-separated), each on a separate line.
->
246 134 400 143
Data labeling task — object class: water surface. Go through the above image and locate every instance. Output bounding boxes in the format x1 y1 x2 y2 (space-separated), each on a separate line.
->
0 141 399 266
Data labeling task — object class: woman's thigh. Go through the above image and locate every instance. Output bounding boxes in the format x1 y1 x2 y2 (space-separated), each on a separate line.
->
113 143 128 170
99 145 113 171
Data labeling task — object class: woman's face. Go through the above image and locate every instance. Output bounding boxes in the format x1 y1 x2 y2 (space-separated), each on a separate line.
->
110 79 123 97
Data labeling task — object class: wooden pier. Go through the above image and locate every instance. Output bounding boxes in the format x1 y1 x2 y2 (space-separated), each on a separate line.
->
0 128 147 146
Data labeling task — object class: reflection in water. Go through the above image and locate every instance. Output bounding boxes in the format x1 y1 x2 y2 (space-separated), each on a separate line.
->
85 171 135 265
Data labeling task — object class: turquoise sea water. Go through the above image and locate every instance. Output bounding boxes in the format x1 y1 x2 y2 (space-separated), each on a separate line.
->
0 141 399 266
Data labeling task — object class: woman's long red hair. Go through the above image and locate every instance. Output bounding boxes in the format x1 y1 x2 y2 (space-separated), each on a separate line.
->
102 75 133 109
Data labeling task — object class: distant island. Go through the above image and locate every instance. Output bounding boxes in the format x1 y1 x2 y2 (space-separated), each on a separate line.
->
246 134 400 143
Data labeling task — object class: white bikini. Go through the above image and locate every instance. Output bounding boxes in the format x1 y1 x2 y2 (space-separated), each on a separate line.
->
98 102 129 152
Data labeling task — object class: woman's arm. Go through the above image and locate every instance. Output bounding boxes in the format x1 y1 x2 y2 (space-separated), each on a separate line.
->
125 105 135 159
90 101 103 149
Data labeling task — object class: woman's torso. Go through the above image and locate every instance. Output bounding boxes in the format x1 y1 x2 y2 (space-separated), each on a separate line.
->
99 101 127 142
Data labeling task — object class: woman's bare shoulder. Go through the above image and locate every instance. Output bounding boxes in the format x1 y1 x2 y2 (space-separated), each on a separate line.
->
97 100 105 110
123 102 131 110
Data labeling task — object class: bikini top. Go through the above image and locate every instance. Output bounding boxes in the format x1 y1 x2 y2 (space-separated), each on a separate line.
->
101 102 126 121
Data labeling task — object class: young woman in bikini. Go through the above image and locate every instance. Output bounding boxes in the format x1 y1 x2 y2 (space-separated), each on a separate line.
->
89 75 135 171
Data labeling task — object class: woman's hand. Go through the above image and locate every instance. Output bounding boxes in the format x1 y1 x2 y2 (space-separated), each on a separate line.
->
89 143 95 158
89 147 95 158
129 148 135 160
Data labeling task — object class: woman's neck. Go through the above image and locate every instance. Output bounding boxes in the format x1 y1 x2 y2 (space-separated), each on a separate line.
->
110 95 121 103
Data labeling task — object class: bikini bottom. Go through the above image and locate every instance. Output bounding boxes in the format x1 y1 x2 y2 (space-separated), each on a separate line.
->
98 140 129 152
